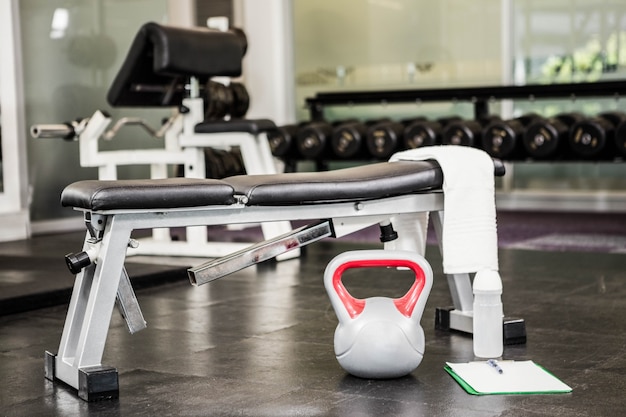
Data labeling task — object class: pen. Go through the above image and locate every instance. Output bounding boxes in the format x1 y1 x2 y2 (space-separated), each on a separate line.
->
487 359 503 374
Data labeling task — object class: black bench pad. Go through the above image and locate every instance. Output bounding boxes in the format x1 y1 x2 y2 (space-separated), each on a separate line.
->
61 160 504 211
224 161 444 205
107 22 245 107
194 119 276 135
61 178 235 211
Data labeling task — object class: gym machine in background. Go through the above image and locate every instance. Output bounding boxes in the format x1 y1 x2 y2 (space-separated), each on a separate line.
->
31 22 297 259
267 81 626 167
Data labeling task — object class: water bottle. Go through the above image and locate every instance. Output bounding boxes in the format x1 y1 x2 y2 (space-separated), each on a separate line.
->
473 269 503 358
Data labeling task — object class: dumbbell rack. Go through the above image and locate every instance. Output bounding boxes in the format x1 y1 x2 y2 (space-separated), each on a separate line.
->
305 79 626 121
305 79 626 212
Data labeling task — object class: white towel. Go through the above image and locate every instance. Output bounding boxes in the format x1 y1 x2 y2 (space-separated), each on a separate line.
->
387 146 499 274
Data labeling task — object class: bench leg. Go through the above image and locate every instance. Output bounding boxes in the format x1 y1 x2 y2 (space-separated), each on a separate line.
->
430 210 527 345
47 217 131 400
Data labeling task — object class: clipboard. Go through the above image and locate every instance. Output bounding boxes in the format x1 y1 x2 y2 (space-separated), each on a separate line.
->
445 360 572 395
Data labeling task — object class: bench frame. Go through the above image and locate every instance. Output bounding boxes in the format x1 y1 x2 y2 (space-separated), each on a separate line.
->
46 191 456 400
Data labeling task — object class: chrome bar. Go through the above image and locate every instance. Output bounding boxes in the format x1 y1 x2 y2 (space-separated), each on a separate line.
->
30 123 75 139
189 220 333 286
115 267 147 334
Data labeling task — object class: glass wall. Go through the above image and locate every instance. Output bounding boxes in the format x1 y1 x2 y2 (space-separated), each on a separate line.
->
292 0 626 207
20 0 170 221
508 0 626 194
511 0 626 85
293 0 504 121
0 1 30 242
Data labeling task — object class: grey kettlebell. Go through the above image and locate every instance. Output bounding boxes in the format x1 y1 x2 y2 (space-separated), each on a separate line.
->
324 250 433 379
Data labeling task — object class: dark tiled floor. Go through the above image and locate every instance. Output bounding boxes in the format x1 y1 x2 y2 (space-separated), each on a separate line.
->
0 231 188 316
1 230 626 416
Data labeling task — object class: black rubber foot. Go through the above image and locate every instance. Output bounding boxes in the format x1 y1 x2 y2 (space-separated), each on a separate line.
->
44 351 118 401
44 351 56 381
434 307 527 345
78 366 119 401
503 317 527 345
435 306 454 331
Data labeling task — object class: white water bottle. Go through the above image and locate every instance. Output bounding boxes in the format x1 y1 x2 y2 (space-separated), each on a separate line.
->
472 270 503 358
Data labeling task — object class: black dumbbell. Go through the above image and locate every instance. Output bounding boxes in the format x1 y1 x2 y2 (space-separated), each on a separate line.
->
229 82 250 118
442 116 500 147
203 148 228 178
331 119 389 159
366 120 406 159
614 115 626 158
523 112 585 160
404 120 439 148
569 111 626 160
296 121 334 160
267 124 301 159
331 121 369 159
297 120 359 160
204 81 234 120
482 113 542 160
403 116 463 149
204 81 250 120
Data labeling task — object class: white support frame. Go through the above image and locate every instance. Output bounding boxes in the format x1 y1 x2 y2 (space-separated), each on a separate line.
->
51 191 459 395
48 187 500 401
0 0 30 241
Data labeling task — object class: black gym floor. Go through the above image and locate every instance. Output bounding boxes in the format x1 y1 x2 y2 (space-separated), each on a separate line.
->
1 213 625 416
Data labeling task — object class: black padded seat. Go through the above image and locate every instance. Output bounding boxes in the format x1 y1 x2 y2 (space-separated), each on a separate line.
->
61 160 504 211
194 119 276 135
107 22 246 107
224 161 445 205
61 178 235 211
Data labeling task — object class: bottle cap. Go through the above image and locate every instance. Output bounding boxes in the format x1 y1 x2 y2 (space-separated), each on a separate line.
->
473 269 502 292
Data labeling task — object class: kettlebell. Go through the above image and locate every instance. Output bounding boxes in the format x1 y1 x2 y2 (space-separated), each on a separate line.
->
324 250 433 379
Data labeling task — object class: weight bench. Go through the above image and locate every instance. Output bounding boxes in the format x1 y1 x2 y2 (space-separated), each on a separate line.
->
44 157 528 401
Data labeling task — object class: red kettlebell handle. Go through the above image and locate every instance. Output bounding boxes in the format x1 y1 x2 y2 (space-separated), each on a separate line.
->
332 258 427 319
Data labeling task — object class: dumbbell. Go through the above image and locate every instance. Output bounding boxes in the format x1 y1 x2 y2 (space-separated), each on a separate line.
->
366 120 406 159
175 148 244 178
202 148 246 178
404 120 439 149
204 81 250 120
403 116 461 149
204 81 232 120
442 116 501 147
229 82 250 118
569 111 626 160
523 112 585 160
220 148 245 176
267 124 301 159
615 116 626 158
331 119 389 159
203 148 228 178
296 121 335 160
482 113 542 160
